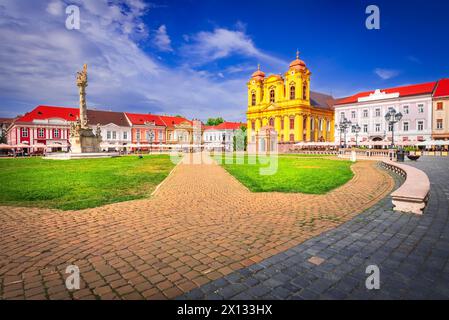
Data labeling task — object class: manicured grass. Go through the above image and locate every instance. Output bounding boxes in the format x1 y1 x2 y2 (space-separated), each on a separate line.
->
218 154 354 194
0 155 176 210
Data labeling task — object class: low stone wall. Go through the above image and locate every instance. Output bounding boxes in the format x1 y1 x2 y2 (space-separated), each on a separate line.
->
380 160 430 214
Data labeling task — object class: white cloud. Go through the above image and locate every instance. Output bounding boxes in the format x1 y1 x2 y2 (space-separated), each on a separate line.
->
0 0 250 121
374 68 400 80
153 24 173 52
181 28 286 70
46 0 64 16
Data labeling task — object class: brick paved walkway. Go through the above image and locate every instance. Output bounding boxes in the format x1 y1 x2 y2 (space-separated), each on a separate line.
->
182 157 449 300
0 153 393 299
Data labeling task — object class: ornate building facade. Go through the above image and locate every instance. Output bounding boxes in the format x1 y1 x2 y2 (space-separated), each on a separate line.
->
246 52 335 151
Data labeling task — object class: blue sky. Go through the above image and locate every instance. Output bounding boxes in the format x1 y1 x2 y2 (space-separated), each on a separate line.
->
0 0 448 121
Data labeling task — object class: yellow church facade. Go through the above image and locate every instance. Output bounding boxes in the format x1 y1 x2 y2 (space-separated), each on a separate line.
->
246 52 335 147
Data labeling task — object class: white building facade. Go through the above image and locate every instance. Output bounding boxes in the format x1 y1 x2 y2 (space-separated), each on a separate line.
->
203 122 245 151
334 83 436 146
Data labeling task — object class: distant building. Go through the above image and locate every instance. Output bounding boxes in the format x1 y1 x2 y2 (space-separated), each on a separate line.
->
87 110 132 151
7 105 75 152
432 79 449 141
125 113 166 146
334 82 437 145
159 116 195 145
6 106 133 152
203 122 245 151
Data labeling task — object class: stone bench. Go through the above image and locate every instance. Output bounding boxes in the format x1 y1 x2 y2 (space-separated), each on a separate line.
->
380 160 430 214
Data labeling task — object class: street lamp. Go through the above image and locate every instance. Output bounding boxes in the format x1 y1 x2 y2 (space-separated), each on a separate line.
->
352 124 361 147
384 107 403 148
337 116 352 148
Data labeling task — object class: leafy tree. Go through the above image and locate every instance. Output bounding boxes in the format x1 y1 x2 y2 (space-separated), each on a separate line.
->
206 117 224 126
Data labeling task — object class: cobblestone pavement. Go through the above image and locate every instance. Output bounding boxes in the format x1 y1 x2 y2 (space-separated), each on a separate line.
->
0 153 393 300
182 157 449 300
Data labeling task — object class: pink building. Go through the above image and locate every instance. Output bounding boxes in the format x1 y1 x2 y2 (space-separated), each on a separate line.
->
334 82 437 146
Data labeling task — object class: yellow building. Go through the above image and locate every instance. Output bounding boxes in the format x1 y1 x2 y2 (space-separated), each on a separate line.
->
246 52 335 146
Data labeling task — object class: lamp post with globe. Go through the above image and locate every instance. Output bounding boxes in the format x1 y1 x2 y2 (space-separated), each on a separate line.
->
384 107 403 148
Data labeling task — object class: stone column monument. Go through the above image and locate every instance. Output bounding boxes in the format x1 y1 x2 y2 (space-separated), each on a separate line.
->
69 64 102 153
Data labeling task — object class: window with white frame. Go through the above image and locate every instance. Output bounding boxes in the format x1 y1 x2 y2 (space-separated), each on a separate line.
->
351 111 356 119
375 124 381 132
107 131 111 139
123 132 128 140
136 130 141 141
340 112 345 119
375 108 381 117
403 105 409 114
417 121 424 131
21 127 28 137
159 130 163 141
418 104 424 113
363 124 368 133
363 109 368 118
437 119 443 130
112 131 117 140
53 129 60 138
38 128 45 138
403 122 409 131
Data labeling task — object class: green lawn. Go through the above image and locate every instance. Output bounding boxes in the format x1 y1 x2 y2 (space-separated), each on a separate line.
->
218 155 354 194
0 155 176 210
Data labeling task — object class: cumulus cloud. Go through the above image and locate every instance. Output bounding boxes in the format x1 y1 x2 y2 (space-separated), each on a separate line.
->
181 28 286 70
0 0 251 121
374 68 400 80
153 24 173 52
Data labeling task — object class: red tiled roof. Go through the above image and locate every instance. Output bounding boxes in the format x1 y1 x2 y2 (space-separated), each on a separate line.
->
16 105 79 123
335 81 438 105
434 79 449 98
158 115 192 126
0 117 14 124
125 112 165 126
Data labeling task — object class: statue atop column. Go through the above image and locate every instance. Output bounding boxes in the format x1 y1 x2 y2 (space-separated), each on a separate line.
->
76 64 89 129
69 64 101 153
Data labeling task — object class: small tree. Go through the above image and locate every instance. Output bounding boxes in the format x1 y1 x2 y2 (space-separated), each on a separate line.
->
206 117 224 126
233 125 247 151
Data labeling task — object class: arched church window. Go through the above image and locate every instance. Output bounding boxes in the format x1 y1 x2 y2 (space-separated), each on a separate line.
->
303 83 307 100
251 92 256 106
270 89 275 103
290 86 295 100
269 118 274 127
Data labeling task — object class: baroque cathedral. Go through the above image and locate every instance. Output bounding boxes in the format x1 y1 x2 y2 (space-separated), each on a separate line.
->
246 51 335 147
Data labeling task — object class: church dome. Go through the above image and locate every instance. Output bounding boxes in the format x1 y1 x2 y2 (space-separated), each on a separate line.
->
290 50 306 71
251 64 265 80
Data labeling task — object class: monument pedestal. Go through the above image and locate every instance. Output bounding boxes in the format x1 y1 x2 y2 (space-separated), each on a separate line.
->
70 128 101 153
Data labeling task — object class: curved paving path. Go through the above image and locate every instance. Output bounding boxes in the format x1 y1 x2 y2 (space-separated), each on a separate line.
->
181 157 449 300
0 153 393 299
